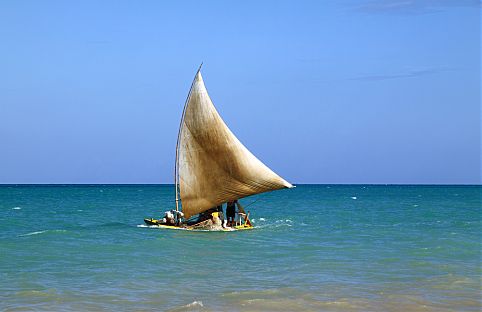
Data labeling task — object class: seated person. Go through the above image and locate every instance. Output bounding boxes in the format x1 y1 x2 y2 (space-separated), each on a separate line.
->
164 211 175 225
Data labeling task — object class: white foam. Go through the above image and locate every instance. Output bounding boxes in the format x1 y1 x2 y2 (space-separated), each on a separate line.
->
138 224 173 229
137 224 156 228
259 218 266 221
185 301 203 308
12 207 21 210
275 219 292 224
259 221 292 229
351 196 357 200
20 230 47 236
19 229 66 237
274 223 292 228
137 224 239 232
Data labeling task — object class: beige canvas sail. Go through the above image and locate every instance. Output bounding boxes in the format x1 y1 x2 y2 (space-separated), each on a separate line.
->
177 69 293 218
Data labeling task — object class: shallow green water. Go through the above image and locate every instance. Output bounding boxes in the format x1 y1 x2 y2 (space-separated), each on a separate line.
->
0 185 480 311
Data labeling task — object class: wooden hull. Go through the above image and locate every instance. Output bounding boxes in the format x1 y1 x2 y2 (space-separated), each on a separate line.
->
143 218 253 231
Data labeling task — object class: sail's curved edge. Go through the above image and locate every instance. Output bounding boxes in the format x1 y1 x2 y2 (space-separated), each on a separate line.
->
177 70 292 218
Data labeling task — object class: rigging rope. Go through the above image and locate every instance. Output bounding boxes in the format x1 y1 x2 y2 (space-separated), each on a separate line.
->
241 193 268 209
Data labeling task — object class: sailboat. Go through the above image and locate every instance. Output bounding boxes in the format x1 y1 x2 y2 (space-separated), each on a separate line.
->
144 65 293 231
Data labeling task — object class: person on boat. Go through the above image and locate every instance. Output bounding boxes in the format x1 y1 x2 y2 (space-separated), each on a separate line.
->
212 211 221 227
226 200 237 227
164 210 175 225
210 205 226 228
216 204 227 228
216 204 224 221
170 210 184 225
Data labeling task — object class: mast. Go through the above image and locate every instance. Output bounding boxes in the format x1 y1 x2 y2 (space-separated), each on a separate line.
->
174 63 203 212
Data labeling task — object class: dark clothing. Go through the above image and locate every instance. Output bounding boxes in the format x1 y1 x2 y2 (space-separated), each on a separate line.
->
226 202 236 219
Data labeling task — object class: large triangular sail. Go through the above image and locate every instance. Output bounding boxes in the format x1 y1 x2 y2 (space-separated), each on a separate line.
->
176 69 293 218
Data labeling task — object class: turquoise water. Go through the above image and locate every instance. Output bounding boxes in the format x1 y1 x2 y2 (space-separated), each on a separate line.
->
0 185 480 311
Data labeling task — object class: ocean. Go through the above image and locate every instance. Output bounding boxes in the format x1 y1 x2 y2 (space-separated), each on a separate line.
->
0 185 480 311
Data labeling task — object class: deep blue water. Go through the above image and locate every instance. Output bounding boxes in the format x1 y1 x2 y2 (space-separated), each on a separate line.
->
0 185 480 311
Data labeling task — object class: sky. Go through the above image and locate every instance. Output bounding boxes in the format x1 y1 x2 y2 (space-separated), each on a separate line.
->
0 0 480 184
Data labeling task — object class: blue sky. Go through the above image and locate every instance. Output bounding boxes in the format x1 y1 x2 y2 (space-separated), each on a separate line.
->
0 0 480 184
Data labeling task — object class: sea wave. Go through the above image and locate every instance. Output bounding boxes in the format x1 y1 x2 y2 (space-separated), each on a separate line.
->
166 300 204 312
19 229 67 237
185 301 203 308
254 219 293 229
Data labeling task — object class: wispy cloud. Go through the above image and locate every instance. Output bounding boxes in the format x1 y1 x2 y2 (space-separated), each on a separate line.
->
352 0 479 15
350 67 453 81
